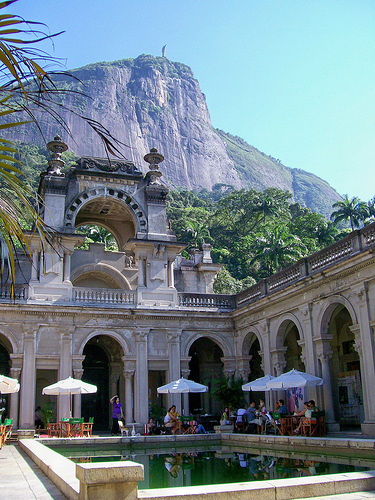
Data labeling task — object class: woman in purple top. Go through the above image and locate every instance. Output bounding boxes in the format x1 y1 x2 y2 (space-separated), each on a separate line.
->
110 395 124 435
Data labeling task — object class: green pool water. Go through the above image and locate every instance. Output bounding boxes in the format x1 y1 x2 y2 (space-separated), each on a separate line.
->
52 443 374 490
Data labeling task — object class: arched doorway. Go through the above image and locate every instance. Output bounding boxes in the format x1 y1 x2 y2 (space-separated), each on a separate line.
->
283 322 304 371
0 341 10 421
244 337 264 406
327 304 362 427
82 341 111 431
82 334 126 431
188 337 224 415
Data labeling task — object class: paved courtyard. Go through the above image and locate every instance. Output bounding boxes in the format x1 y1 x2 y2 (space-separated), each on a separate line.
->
1 430 375 500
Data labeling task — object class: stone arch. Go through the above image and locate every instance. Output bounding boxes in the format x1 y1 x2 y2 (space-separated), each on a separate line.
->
318 295 358 336
241 328 264 384
64 188 147 248
273 313 305 372
241 327 263 357
71 263 131 289
274 313 304 349
0 328 19 354
317 295 361 427
183 331 233 359
77 330 132 358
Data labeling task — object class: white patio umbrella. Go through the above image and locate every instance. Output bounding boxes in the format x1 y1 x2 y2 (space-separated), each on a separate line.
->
0 374 20 394
265 369 323 389
157 377 208 394
42 376 97 417
242 374 275 392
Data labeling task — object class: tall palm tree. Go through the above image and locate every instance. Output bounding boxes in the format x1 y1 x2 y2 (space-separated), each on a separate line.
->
330 195 369 231
250 226 307 274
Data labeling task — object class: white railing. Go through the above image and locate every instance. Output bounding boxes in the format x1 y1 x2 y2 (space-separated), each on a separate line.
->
73 288 136 305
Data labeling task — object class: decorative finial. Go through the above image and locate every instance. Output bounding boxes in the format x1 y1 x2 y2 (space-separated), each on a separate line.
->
144 148 164 185
46 136 68 176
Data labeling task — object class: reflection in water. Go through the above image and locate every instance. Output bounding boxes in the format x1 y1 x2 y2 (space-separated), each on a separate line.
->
69 450 371 490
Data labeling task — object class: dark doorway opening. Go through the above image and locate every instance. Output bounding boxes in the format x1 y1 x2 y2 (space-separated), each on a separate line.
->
82 343 109 431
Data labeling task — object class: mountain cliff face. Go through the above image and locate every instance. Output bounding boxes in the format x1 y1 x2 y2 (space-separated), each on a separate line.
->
7 54 341 216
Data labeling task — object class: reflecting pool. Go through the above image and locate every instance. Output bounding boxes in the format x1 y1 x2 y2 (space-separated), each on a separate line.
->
52 443 374 490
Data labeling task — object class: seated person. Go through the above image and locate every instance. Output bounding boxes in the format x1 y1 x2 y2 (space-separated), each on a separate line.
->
245 402 262 432
278 399 288 415
192 415 207 434
146 418 155 435
235 406 247 432
220 407 231 425
293 401 311 434
309 400 319 412
164 405 182 435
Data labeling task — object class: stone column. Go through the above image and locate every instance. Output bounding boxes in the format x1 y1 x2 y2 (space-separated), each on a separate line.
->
73 369 83 418
72 355 85 417
181 358 191 410
109 364 122 400
19 330 36 428
59 331 73 420
167 329 181 410
352 283 375 436
271 349 287 404
134 328 149 425
315 336 340 432
63 251 72 282
123 359 135 424
9 366 21 429
30 250 38 281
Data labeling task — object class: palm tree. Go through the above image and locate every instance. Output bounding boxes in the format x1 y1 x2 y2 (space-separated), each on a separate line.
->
330 195 369 231
250 226 307 274
316 221 339 247
0 1 125 290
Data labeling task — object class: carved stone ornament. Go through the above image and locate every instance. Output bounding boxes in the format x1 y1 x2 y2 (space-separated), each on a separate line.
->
75 156 140 175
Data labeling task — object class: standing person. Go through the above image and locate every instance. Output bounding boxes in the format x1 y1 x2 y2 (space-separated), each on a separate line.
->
110 395 124 435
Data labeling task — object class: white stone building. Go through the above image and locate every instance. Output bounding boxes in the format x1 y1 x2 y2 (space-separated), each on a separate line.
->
0 137 375 436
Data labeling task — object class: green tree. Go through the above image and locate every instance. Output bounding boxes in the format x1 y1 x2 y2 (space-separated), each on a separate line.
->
250 225 307 275
213 267 256 294
330 195 369 231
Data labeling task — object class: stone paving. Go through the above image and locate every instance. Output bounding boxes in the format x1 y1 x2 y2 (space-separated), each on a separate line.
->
0 443 66 499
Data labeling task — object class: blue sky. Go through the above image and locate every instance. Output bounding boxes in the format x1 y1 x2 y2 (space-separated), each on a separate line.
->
8 0 375 201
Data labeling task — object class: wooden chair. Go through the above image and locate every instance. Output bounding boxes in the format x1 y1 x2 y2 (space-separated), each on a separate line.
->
300 411 326 437
181 416 195 434
0 425 5 449
272 412 282 435
69 417 84 437
81 421 94 437
47 422 61 438
3 418 13 444
280 416 294 436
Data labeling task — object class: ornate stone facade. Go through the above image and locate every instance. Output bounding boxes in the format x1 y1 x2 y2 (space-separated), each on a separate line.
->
1 140 375 435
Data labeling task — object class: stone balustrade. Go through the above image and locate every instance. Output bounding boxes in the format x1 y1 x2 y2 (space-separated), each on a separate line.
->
73 288 136 305
236 223 375 308
178 293 235 310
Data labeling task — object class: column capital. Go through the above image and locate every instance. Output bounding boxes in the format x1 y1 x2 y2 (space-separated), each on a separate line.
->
166 328 182 342
72 355 85 372
134 328 149 341
73 369 83 380
10 367 21 379
317 350 333 363
9 354 23 370
181 369 190 379
122 358 136 372
124 369 135 379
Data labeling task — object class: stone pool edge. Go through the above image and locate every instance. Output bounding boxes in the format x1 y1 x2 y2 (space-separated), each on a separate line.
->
20 435 375 500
